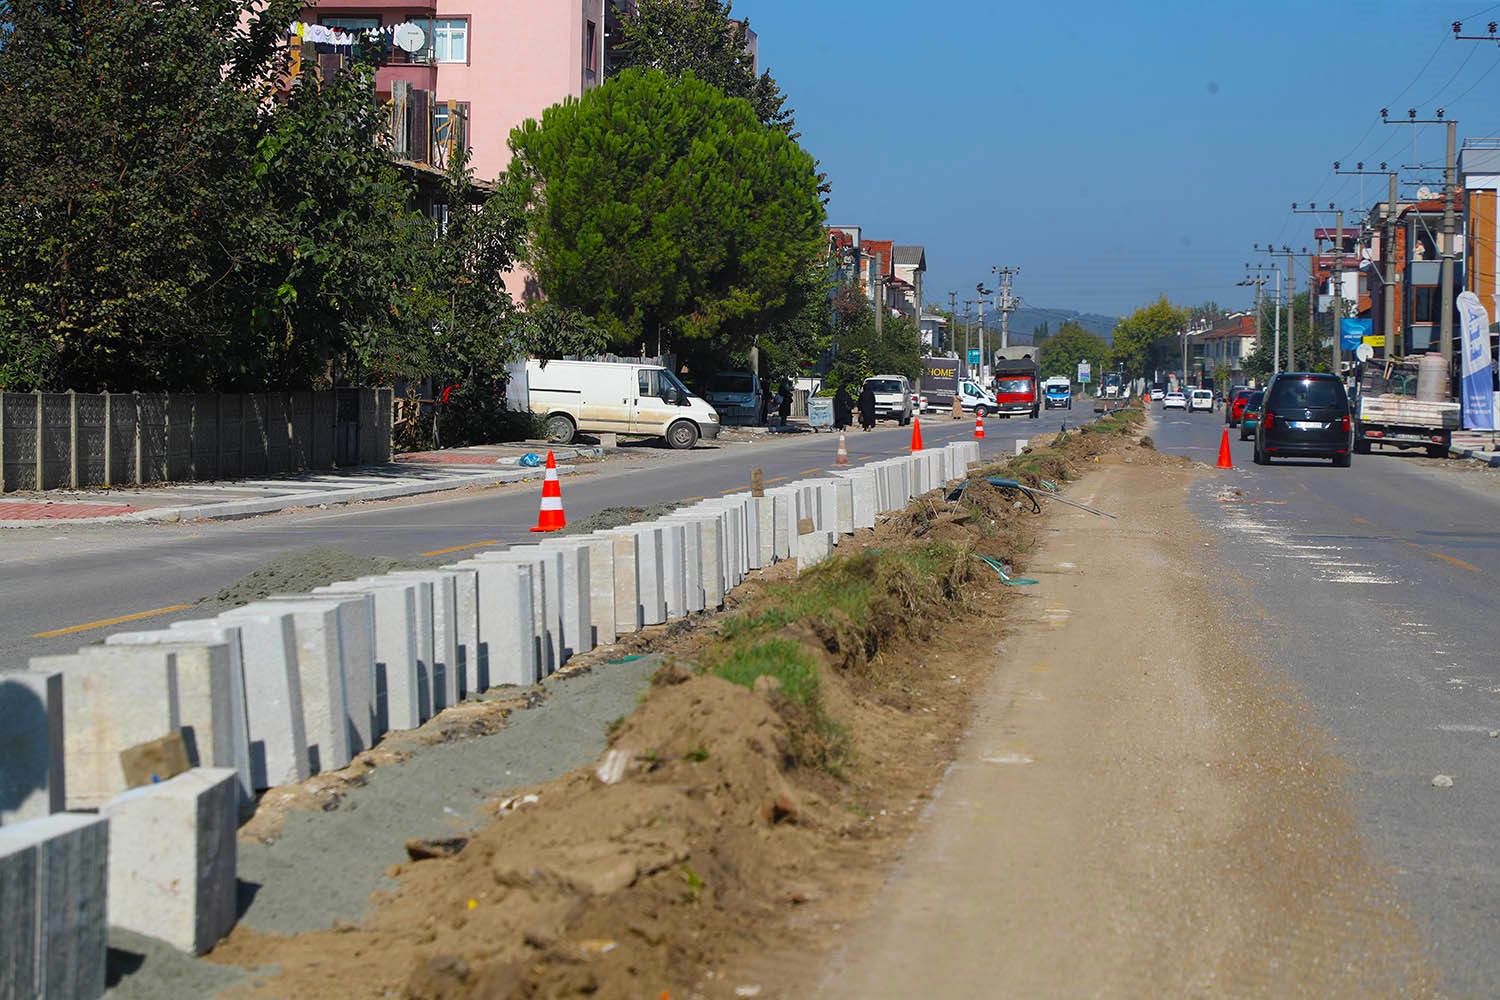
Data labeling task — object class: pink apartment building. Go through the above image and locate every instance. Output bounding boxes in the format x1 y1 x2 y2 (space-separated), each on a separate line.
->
301 1 633 182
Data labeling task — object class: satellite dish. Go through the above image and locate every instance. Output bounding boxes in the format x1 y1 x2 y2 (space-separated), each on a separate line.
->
393 22 426 52
1355 343 1374 362
1417 186 1435 200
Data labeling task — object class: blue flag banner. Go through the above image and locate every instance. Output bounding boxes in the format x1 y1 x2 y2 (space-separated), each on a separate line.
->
1340 318 1372 350
1457 292 1497 431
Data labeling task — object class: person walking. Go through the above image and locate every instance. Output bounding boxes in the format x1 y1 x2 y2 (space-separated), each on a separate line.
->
833 385 853 431
857 381 877 431
777 383 792 426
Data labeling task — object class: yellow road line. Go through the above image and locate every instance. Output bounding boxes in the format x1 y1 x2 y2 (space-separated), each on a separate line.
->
419 539 501 558
1404 541 1483 573
1352 516 1372 526
33 604 194 639
1432 551 1483 573
681 495 705 503
800 467 821 475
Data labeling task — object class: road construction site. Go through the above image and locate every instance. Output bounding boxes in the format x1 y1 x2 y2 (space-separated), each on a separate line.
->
9 401 1500 997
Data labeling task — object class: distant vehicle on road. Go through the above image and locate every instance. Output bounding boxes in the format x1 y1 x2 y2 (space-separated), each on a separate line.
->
1189 388 1214 412
1252 372 1354 467
1042 376 1073 410
863 374 914 425
1150 385 1166 401
1226 387 1254 426
1163 391 1187 410
1352 357 1460 458
1237 391 1264 439
1100 371 1124 399
527 359 720 450
702 370 762 426
992 359 1041 419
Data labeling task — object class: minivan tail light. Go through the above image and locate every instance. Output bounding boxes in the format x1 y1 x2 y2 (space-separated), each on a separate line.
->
1263 411 1274 429
1340 415 1352 433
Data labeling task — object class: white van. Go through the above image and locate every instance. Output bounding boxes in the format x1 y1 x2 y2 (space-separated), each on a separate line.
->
863 374 914 425
526 360 721 450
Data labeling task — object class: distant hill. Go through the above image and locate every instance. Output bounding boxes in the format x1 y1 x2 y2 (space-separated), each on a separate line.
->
1002 307 1118 344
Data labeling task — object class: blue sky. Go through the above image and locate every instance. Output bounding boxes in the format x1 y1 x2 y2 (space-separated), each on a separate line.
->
746 0 1500 318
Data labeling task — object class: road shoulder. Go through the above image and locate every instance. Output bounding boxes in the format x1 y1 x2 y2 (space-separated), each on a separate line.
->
816 459 1438 996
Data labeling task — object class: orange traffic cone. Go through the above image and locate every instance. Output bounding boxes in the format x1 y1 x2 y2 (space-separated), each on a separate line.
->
835 432 849 465
910 417 925 453
974 414 986 440
528 451 567 532
1216 429 1234 470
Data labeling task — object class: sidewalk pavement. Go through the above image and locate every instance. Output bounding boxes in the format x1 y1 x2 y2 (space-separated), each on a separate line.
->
1451 430 1500 467
393 443 603 466
0 462 579 528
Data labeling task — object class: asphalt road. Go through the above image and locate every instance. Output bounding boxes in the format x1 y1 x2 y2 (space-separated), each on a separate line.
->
1151 405 1500 995
0 405 1083 665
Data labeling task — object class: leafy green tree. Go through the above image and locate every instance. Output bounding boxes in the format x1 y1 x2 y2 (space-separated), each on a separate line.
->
822 287 919 390
1110 295 1188 378
1032 321 1051 345
0 0 454 393
240 54 429 388
0 0 291 389
1038 323 1110 382
613 0 794 132
1241 291 1329 379
506 68 826 362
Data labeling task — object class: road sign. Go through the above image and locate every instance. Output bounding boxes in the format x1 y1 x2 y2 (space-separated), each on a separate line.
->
1077 361 1091 384
967 349 981 367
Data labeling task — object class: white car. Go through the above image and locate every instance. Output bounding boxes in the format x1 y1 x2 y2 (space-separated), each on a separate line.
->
1162 391 1187 410
1189 388 1214 413
863 374 914 425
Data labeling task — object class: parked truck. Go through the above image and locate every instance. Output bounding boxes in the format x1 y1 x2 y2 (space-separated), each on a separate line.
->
918 356 996 414
1095 370 1124 413
992 358 1040 418
1352 358 1460 458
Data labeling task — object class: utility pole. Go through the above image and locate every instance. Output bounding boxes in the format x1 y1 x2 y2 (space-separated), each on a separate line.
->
963 299 980 378
1334 160 1401 363
947 291 958 359
1441 118 1457 379
975 283 994 380
1239 271 1270 374
1332 208 1344 375
1256 242 1306 372
1292 203 1346 373
992 266 1021 352
1383 107 1457 376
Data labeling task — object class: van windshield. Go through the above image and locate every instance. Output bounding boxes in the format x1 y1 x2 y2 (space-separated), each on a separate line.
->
708 373 753 394
661 370 694 398
1270 378 1346 410
866 379 904 394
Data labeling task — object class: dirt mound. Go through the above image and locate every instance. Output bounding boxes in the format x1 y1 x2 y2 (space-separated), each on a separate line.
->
213 672 838 998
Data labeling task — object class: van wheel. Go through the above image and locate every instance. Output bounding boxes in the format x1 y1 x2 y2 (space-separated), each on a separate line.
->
974 405 988 417
899 414 911 426
545 413 576 445
1426 443 1448 459
1353 437 1371 455
1334 453 1352 467
665 420 699 450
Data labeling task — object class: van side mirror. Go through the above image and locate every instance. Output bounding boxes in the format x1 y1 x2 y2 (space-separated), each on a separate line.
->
661 386 680 405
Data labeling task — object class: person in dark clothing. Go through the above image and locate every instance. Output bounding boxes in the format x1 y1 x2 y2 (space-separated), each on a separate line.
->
833 385 853 431
857 382 877 430
760 381 774 425
777 384 792 425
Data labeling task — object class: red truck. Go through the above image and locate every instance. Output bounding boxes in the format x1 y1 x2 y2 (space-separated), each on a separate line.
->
991 358 1040 418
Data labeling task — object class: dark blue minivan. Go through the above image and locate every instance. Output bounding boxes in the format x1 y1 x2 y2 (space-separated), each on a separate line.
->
1252 373 1354 467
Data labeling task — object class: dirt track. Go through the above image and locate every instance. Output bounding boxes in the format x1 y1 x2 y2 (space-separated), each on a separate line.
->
816 460 1438 997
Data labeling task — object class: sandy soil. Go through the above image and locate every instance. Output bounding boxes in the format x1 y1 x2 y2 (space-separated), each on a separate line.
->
814 459 1439 997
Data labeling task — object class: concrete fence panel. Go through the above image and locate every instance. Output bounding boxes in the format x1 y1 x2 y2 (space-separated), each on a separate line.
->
76 393 107 487
137 393 169 483
1 388 393 492
106 392 137 486
167 394 195 482
39 393 71 490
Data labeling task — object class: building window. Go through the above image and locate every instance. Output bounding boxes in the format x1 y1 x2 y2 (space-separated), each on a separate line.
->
432 18 468 63
431 101 471 154
585 20 598 73
322 16 381 31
